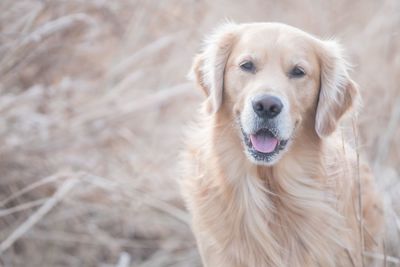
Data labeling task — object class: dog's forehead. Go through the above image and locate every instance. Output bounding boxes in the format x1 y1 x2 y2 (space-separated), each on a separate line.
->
234 24 315 59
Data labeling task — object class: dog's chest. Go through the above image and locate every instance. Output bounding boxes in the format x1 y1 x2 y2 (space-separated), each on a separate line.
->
200 175 349 267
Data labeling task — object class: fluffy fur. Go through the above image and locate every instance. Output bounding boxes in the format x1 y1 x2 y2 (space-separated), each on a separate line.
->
181 22 384 267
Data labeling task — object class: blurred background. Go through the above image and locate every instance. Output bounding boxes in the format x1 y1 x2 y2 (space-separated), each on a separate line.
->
0 0 399 266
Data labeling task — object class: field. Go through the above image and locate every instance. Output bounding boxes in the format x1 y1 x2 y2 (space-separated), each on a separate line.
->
0 0 399 266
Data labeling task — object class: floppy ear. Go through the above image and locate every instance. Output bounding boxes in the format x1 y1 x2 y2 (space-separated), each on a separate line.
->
315 40 359 138
188 23 238 113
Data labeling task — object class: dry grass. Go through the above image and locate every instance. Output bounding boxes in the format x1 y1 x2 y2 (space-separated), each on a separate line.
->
0 0 399 266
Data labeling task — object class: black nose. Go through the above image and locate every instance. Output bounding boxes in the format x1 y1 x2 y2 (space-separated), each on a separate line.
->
252 95 283 118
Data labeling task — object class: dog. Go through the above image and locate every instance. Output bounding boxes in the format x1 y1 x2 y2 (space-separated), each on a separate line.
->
180 22 385 267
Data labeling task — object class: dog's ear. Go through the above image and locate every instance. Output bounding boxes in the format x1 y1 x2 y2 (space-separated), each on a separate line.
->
188 23 238 113
315 40 359 138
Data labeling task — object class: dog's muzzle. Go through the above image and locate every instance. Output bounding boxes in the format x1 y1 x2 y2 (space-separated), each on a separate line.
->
240 94 291 164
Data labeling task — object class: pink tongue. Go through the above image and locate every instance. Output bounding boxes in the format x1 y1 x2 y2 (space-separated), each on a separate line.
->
250 134 278 153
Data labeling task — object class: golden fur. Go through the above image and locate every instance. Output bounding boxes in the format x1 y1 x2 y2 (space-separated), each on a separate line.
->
181 22 384 267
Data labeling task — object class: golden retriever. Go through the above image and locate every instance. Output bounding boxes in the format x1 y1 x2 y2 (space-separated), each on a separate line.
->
181 22 385 267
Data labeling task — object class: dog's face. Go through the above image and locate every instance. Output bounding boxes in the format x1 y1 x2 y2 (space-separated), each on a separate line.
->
191 23 358 165
225 25 321 164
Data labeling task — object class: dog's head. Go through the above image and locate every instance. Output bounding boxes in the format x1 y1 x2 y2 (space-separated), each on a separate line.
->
190 22 358 165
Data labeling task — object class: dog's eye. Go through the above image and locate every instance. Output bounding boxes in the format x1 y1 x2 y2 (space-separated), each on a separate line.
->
289 66 306 78
240 61 255 73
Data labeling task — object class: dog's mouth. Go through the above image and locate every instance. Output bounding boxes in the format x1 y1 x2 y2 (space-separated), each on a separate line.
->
241 127 289 163
250 129 279 154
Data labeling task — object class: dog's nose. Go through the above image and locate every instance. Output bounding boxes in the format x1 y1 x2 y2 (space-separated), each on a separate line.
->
252 95 283 118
